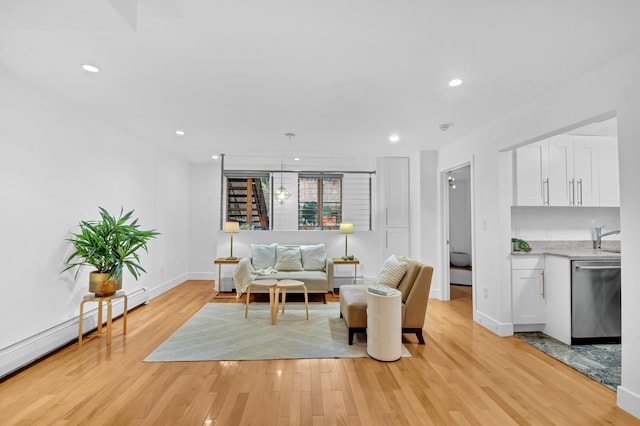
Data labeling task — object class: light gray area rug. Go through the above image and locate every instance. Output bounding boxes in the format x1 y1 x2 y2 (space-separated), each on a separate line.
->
145 302 410 361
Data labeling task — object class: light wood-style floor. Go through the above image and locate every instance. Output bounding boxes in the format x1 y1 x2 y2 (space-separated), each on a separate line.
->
1 281 637 425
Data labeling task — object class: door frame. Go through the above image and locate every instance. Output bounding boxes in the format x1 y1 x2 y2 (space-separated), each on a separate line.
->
440 159 477 316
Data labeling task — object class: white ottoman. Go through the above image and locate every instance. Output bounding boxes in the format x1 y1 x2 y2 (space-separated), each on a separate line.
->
366 287 402 361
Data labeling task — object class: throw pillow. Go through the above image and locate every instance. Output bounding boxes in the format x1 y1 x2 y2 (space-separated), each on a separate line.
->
300 244 326 271
375 255 408 288
275 245 303 271
251 243 277 270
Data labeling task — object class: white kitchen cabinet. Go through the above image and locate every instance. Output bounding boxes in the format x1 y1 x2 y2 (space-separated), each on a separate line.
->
597 137 620 207
515 142 546 206
511 256 546 326
515 135 616 207
542 255 572 345
571 137 599 206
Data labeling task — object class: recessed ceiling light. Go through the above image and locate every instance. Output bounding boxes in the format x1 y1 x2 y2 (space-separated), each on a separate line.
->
81 64 100 73
211 155 219 160
175 130 185 136
388 133 400 143
294 157 300 161
448 79 462 87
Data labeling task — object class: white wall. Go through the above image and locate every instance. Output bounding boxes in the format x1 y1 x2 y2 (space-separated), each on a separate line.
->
0 69 190 352
438 47 640 417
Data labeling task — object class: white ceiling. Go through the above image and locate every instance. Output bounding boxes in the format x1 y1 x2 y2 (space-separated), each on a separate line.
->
1 1 638 165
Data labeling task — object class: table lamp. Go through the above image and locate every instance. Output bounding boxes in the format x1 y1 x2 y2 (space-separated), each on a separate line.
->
223 221 240 259
339 222 354 260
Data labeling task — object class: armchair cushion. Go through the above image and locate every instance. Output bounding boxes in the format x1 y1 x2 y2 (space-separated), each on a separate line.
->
375 254 408 288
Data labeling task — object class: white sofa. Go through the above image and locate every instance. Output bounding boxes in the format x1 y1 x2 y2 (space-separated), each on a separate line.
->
233 243 334 302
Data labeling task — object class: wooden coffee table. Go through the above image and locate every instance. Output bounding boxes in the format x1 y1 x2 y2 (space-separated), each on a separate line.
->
245 279 278 325
275 279 309 323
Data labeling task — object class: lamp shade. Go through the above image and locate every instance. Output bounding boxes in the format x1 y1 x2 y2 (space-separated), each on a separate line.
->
223 221 240 233
339 223 354 234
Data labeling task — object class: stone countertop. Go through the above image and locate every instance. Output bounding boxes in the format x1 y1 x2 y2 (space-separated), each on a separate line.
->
511 240 621 260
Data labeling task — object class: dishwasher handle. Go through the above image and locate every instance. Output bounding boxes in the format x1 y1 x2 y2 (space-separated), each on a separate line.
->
575 265 621 270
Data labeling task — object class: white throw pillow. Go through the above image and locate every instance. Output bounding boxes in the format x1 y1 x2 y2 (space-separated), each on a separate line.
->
375 255 408 288
300 244 326 271
251 243 277 270
275 245 303 271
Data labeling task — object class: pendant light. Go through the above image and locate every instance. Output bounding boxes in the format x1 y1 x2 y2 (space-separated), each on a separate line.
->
275 133 294 204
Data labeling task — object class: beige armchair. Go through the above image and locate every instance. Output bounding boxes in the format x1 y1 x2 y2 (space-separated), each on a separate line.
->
339 256 434 344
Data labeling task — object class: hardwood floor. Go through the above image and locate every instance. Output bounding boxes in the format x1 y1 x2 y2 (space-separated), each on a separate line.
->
0 281 637 425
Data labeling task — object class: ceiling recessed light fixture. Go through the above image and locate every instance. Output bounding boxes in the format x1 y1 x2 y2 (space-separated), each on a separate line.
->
81 64 100 73
448 78 462 87
388 133 400 143
175 130 185 136
294 157 300 161
211 155 219 160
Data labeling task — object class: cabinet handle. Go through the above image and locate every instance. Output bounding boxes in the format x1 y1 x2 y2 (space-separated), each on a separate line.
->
543 178 549 205
385 208 388 226
385 230 388 248
577 179 583 206
569 179 575 206
541 271 545 298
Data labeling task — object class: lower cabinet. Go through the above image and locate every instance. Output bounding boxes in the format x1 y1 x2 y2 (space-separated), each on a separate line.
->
512 256 546 327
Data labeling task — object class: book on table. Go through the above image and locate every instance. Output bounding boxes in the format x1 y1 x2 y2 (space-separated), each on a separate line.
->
368 284 397 296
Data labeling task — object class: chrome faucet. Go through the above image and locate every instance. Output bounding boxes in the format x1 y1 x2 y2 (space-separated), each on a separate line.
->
594 225 621 249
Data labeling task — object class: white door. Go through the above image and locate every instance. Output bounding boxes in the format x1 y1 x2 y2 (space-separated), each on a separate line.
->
384 228 410 259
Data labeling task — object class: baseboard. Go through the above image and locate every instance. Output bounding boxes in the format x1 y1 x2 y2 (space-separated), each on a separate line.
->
429 288 441 300
188 272 216 281
0 271 191 380
0 287 148 379
618 386 640 419
475 311 513 337
147 273 191 299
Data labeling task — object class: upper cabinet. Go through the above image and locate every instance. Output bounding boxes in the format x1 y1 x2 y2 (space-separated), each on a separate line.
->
515 135 619 207
597 137 620 207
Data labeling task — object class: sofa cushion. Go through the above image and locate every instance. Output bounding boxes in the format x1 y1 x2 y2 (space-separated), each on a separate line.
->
300 244 326 271
375 255 408 288
251 243 277 270
275 245 303 271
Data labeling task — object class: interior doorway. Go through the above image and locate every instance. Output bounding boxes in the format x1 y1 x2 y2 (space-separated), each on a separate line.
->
442 162 475 315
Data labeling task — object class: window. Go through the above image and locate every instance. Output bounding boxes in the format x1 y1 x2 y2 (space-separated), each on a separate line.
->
221 164 374 231
298 175 342 230
225 173 271 230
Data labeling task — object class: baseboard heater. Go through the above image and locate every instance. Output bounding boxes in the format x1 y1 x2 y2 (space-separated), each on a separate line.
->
0 287 149 380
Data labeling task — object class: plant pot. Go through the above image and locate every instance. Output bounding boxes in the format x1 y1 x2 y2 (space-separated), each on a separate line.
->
89 271 122 297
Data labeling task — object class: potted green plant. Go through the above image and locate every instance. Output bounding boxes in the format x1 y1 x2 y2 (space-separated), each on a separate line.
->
62 207 159 296
511 237 532 253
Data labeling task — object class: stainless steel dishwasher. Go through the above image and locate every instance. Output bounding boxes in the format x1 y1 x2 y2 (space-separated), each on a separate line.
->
571 259 621 344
